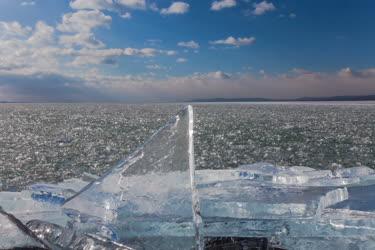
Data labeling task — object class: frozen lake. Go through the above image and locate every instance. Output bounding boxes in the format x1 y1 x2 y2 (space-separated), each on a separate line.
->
1 102 375 190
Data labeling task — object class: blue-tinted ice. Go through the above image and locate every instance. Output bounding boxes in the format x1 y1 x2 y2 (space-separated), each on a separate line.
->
62 105 202 249
1 105 375 249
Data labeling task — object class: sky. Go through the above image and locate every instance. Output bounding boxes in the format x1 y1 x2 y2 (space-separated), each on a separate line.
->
0 0 375 102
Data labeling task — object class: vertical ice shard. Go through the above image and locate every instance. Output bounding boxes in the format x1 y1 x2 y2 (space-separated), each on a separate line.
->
63 105 201 249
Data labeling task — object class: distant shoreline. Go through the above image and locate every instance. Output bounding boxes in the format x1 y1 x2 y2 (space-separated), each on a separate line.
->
189 95 375 103
2 94 375 104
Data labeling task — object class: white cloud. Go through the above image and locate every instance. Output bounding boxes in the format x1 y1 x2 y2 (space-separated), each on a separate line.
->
210 36 256 47
71 48 123 65
71 47 176 65
20 1 35 6
0 18 178 77
69 0 148 21
207 71 231 79
59 32 105 49
177 57 187 63
164 50 178 56
116 0 146 9
146 64 167 70
0 22 66 74
55 10 112 52
289 13 296 19
124 47 155 56
27 21 55 46
177 40 199 49
0 21 31 39
120 12 132 19
57 10 112 33
57 10 111 49
338 67 375 79
253 1 275 16
338 67 355 78
70 0 113 10
160 2 190 15
211 0 236 11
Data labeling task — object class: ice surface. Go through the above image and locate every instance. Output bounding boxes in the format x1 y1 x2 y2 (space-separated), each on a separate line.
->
2 105 375 249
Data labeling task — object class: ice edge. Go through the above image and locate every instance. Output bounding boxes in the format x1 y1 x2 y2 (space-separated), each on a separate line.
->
188 105 204 250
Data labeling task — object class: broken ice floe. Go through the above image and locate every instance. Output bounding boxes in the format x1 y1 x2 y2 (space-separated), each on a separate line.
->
2 164 375 249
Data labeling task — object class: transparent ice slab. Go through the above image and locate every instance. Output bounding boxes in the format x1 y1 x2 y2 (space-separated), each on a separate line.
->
62 105 202 249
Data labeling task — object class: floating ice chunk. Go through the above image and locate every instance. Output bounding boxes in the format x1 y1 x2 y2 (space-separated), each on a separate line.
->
334 166 374 178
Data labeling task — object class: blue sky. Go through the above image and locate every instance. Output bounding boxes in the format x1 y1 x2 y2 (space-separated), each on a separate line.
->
0 0 374 101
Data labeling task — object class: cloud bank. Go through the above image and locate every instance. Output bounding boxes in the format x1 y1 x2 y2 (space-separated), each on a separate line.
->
1 67 375 102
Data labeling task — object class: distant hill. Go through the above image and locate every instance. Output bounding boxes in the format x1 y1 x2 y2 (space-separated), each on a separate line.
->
294 95 375 101
190 95 375 103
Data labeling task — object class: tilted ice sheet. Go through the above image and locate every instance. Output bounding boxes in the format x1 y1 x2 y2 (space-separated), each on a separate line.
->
62 106 200 249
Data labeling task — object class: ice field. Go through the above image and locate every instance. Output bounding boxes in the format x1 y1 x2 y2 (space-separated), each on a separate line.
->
1 105 375 249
